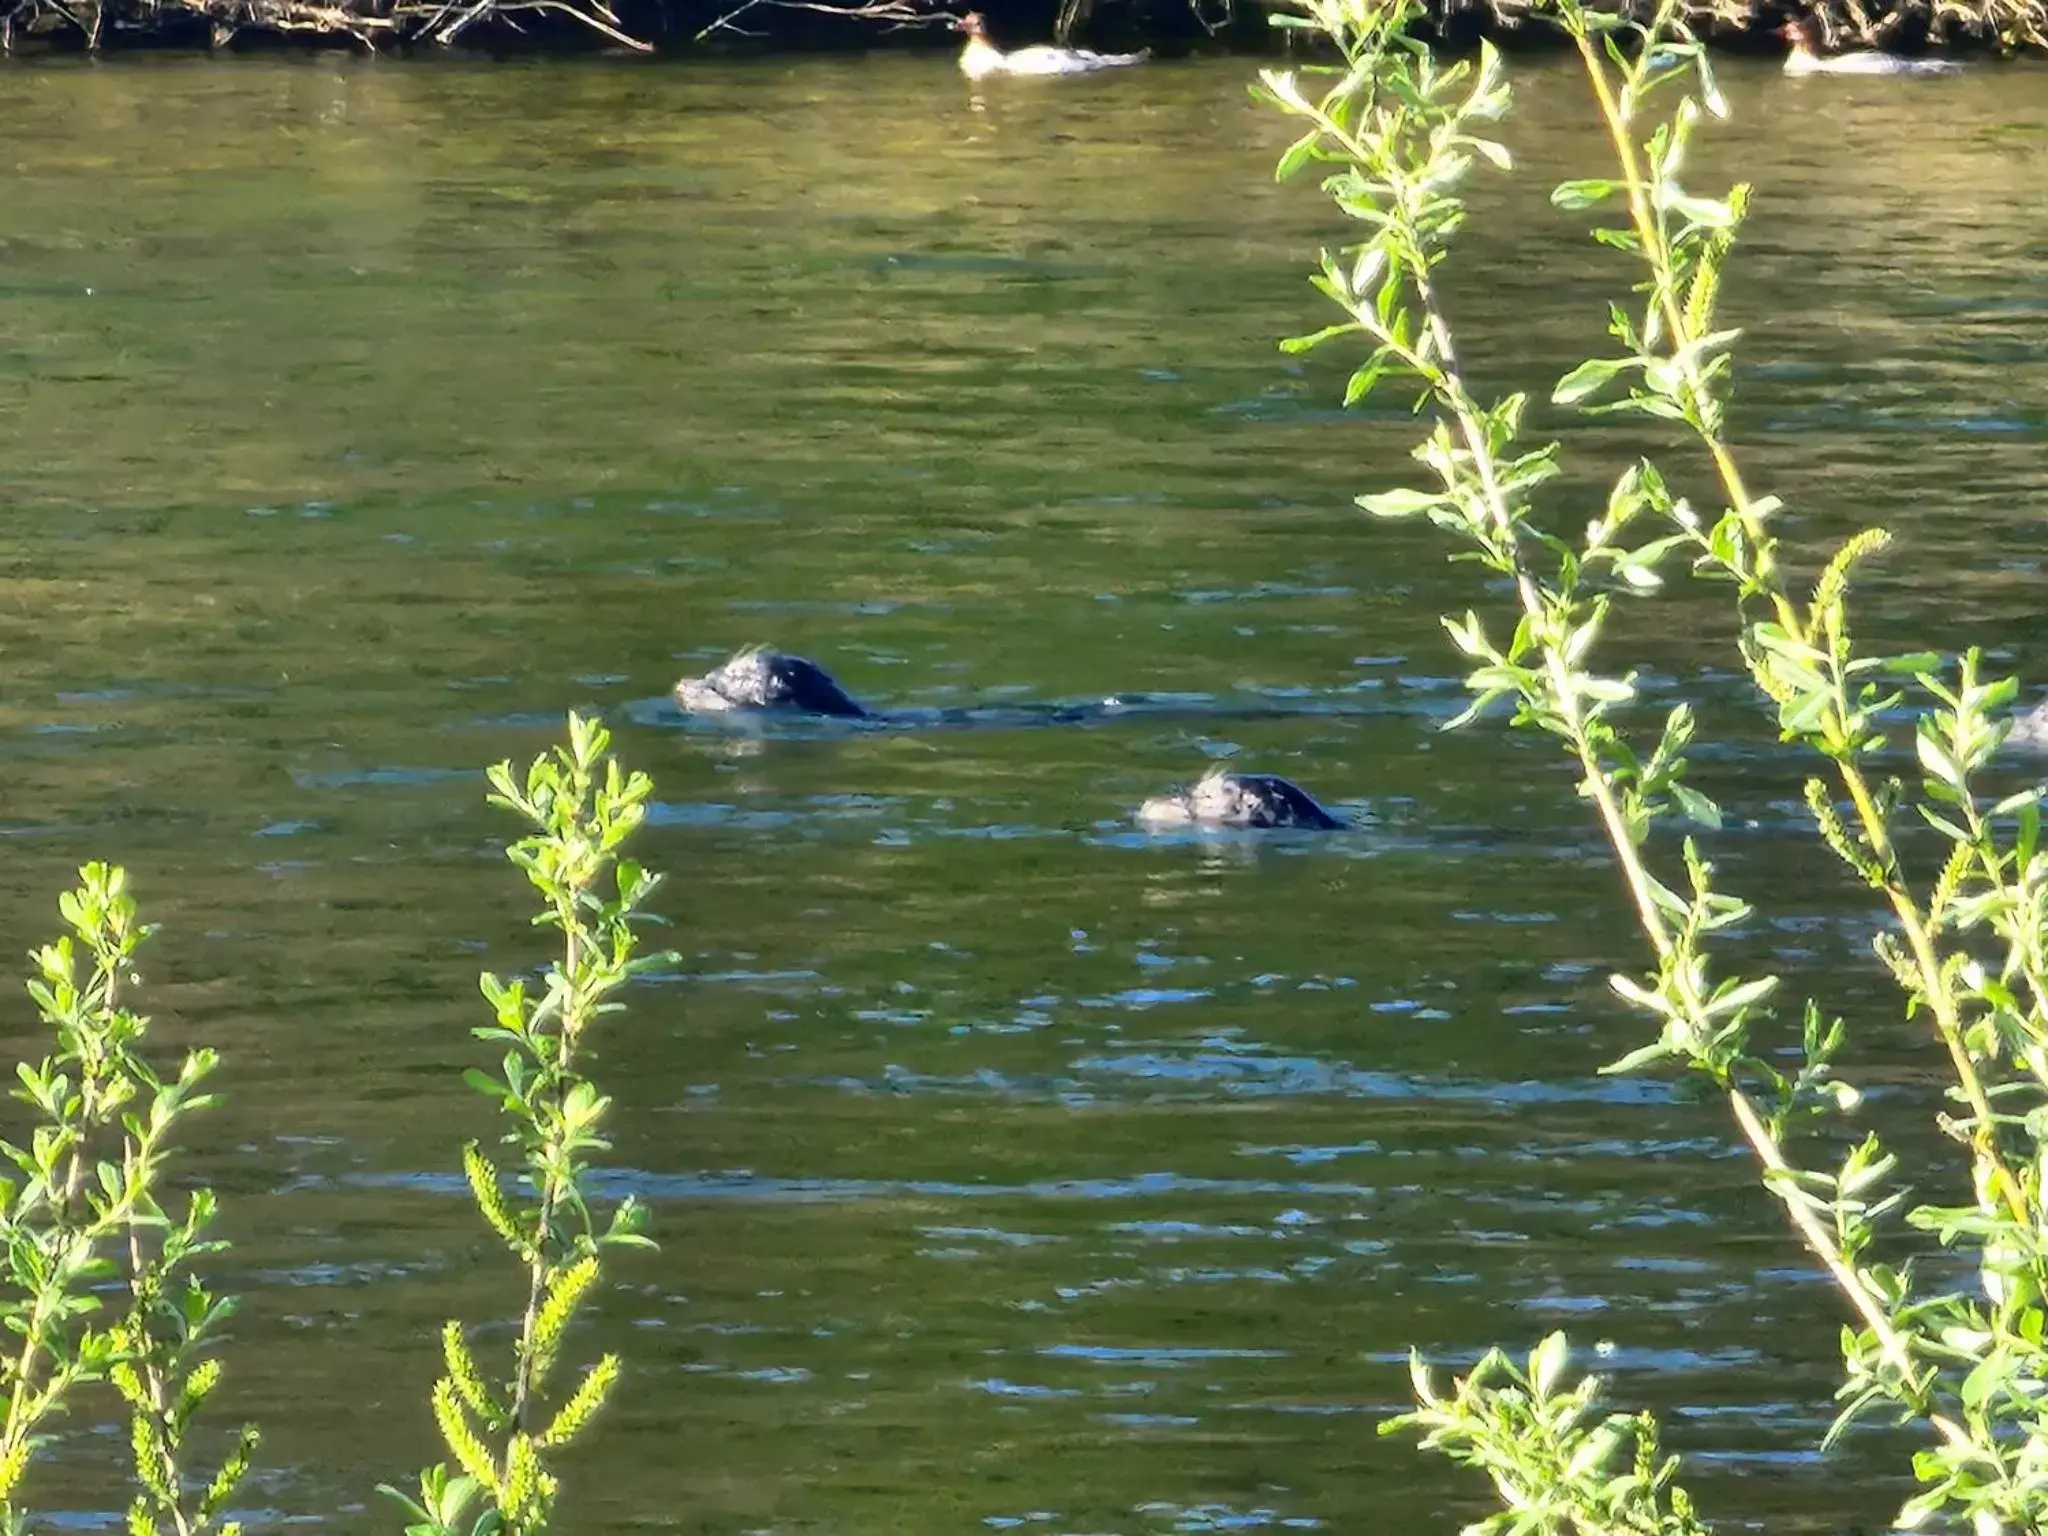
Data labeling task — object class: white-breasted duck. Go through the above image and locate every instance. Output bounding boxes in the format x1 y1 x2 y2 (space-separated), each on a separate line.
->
1779 15 1962 75
953 11 1148 79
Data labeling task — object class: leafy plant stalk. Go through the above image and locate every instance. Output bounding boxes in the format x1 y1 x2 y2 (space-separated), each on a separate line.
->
1559 7 2023 1237
0 863 253 1535
1264 0 2048 1526
384 713 674 1536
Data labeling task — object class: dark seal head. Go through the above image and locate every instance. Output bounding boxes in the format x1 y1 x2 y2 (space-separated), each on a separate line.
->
1137 767 1345 831
674 647 868 719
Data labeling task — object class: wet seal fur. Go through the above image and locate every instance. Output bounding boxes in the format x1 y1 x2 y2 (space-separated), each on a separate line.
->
675 647 868 719
2007 698 2048 754
1137 767 1345 831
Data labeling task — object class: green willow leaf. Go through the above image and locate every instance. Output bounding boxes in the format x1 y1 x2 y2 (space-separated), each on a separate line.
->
1551 177 1622 209
1552 357 1632 406
1358 487 1446 518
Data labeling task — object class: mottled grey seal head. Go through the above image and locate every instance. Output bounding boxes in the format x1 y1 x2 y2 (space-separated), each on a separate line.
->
1137 768 1345 831
2006 695 2048 754
674 647 868 719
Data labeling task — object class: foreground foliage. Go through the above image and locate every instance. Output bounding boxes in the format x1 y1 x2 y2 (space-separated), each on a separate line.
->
386 712 673 1536
0 715 662 1535
1264 0 2048 1527
0 861 254 1536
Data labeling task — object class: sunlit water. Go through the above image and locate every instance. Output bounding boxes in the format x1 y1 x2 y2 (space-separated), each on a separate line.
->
1 44 2046 1534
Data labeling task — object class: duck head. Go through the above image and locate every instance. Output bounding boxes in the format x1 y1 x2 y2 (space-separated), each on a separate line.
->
952 10 990 37
1777 14 1821 47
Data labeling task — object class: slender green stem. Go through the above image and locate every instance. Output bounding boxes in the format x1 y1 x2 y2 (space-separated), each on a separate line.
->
1414 250 1930 1397
1568 17 2024 1226
1558 1 2016 1401
1567 20 1787 606
6 954 127 1457
507 896 583 1446
402 716 667 1536
1297 5 1937 1406
1290 4 2048 1527
1411 272 1679 957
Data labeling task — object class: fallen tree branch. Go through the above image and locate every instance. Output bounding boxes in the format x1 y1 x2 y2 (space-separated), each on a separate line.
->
403 0 652 49
693 0 932 41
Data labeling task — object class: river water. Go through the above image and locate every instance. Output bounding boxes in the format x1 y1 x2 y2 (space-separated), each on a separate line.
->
0 41 2045 1535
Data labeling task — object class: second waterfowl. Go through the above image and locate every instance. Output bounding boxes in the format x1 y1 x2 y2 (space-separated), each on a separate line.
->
953 11 1148 79
1779 16 1962 76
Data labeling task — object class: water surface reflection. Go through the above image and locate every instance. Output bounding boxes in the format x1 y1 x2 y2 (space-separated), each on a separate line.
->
0 43 2043 1536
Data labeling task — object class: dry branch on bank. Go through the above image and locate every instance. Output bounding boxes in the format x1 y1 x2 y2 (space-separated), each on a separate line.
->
0 0 659 47
1657 0 2040 44
690 0 928 44
0 0 398 47
396 0 652 49
0 0 959 47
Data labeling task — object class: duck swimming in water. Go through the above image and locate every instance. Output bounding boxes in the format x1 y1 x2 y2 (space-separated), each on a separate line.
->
1137 767 1346 831
1779 15 1962 76
675 647 868 719
953 11 1149 80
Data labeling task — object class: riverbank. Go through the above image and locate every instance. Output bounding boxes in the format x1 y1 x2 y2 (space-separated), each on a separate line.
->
0 0 2038 58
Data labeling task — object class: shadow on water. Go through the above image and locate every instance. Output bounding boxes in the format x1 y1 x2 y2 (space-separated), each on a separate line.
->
0 41 2044 1536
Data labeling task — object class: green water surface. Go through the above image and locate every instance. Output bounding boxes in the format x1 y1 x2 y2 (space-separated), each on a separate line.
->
1 44 2046 1535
